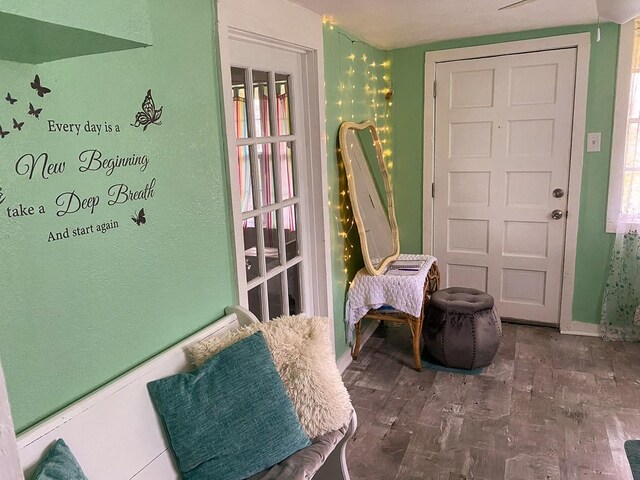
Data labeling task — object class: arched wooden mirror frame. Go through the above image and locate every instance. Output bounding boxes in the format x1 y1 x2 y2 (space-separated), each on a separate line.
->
339 120 400 275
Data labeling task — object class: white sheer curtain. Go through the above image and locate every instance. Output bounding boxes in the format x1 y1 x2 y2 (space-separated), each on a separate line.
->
601 20 640 340
615 21 640 232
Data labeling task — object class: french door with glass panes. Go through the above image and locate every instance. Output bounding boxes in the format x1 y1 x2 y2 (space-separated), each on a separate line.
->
227 39 311 321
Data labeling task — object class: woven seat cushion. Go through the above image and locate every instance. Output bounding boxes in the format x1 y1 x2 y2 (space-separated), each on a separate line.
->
430 287 494 314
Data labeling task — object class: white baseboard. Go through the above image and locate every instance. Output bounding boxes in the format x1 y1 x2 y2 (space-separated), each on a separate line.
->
337 321 380 373
336 349 352 373
560 320 601 337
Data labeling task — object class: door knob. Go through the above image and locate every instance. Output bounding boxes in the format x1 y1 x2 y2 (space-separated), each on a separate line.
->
551 209 563 220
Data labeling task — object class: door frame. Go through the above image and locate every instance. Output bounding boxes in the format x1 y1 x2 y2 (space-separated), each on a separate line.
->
216 0 333 329
422 33 590 333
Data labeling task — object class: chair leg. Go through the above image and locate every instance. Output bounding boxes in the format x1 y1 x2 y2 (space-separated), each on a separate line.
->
411 323 422 372
351 321 362 360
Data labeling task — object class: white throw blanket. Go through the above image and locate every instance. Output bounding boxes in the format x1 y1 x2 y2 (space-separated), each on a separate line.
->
345 254 437 342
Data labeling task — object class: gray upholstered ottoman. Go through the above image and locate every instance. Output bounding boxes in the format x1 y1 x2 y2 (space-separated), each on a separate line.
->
423 287 501 370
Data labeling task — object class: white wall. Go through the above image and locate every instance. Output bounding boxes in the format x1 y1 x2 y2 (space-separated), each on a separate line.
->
217 0 324 51
0 360 23 480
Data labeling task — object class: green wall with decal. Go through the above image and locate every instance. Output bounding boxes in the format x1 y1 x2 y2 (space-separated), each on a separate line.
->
0 1 236 432
0 2 622 435
323 25 393 358
389 23 619 326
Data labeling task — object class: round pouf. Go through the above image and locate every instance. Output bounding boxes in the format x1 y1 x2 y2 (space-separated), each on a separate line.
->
423 287 502 370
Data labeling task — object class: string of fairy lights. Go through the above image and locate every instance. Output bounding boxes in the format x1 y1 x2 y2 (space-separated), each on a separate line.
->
323 19 394 281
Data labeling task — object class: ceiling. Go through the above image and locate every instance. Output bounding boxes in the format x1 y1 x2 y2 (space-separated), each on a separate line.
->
288 0 600 49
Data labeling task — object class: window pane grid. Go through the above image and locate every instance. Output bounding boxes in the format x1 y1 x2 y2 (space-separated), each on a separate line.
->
268 273 287 318
254 211 267 279
259 283 269 323
257 142 276 206
275 73 293 136
248 144 262 215
231 64 303 321
231 67 249 139
253 70 272 137
237 145 253 212
279 142 296 200
235 135 296 146
242 216 259 283
275 207 286 271
279 72 296 135
248 286 263 322
246 256 303 290
287 264 302 315
243 68 257 138
267 71 278 141
240 197 300 220
272 125 284 204
283 204 300 261
262 210 280 272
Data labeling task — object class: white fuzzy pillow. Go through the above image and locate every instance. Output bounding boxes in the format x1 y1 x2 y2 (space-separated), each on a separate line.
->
187 315 353 439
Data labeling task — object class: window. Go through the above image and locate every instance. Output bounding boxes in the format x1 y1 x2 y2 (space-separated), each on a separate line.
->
608 20 640 232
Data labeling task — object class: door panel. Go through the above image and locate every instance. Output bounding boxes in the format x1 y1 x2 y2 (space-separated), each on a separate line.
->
433 49 577 325
447 264 488 291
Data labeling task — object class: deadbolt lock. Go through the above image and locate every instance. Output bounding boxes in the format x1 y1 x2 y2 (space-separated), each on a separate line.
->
552 188 564 198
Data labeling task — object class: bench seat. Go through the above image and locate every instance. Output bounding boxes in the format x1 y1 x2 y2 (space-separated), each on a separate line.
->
18 306 356 480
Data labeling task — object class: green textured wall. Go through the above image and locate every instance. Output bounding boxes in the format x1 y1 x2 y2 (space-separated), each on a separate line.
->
2 5 619 436
390 23 618 325
0 1 236 432
0 0 152 44
323 25 393 357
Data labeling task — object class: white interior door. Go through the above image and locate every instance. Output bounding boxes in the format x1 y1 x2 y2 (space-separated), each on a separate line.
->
433 48 577 325
227 39 314 322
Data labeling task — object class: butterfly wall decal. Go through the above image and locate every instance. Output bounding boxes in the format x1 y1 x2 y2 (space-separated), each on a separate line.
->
132 208 146 226
0 126 9 139
12 118 24 131
131 89 162 131
30 74 51 97
28 102 42 119
5 93 16 105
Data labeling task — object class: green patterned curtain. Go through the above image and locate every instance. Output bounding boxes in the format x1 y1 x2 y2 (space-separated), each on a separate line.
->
602 21 640 341
601 232 640 341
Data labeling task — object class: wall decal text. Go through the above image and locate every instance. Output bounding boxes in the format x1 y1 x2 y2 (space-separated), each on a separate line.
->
47 120 121 136
1 79 161 242
47 220 120 242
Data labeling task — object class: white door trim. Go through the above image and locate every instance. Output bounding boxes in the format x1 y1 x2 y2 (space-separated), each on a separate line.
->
423 33 591 333
216 0 334 341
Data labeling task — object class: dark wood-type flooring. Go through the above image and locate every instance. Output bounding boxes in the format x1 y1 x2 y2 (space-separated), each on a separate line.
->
342 322 640 480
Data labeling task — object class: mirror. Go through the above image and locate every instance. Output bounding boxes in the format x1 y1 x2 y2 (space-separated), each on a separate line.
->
339 120 400 275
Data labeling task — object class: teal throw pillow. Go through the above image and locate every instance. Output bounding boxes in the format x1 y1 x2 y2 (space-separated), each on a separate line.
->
31 439 88 480
148 331 311 480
